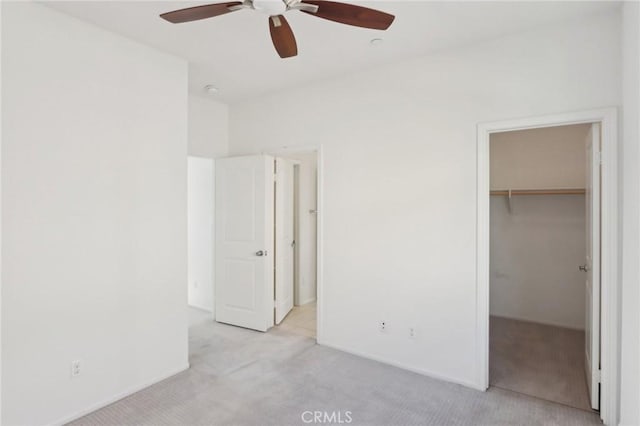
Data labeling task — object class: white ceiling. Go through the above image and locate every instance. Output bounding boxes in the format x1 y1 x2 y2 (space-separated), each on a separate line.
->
46 1 619 104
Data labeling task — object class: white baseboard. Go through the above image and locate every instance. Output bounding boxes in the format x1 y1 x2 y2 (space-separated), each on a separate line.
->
490 313 585 331
188 303 213 313
297 297 316 306
319 341 483 391
49 363 190 426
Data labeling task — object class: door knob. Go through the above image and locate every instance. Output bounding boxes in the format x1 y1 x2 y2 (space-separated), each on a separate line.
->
579 264 589 272
255 250 267 257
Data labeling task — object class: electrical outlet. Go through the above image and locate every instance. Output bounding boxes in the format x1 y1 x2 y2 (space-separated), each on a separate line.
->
409 327 416 339
379 320 386 332
71 360 81 378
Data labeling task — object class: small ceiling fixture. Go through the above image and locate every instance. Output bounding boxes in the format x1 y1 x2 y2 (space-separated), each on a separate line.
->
204 85 219 94
160 0 395 59
370 38 384 46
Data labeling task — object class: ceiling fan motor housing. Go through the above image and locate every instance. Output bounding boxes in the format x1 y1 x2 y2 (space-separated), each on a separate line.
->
252 0 288 15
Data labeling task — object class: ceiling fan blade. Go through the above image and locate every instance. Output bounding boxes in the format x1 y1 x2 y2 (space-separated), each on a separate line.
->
160 2 242 24
269 15 298 58
300 1 394 30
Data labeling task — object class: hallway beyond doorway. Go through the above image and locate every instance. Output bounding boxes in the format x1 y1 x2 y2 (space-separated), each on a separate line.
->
276 301 316 338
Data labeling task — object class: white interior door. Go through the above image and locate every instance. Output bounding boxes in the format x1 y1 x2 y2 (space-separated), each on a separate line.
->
584 122 601 410
215 155 274 332
275 158 295 324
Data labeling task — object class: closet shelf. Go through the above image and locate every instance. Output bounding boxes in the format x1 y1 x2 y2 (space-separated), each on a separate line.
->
490 188 586 196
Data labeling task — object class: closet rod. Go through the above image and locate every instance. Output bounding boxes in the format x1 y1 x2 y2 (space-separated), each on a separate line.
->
490 188 586 196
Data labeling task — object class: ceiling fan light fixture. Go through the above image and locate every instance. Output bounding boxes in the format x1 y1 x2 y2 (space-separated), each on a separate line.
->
252 0 287 15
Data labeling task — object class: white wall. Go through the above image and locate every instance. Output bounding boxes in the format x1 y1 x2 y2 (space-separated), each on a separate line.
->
186 95 228 316
490 125 589 190
620 2 640 425
229 12 621 389
490 195 586 329
188 95 229 158
1 3 188 425
188 157 214 312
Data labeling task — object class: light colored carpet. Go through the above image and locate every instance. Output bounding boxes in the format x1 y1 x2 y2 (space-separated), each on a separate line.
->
69 312 601 426
490 316 591 411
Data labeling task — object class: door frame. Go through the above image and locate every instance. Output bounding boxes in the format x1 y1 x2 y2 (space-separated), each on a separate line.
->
475 108 618 424
267 145 323 343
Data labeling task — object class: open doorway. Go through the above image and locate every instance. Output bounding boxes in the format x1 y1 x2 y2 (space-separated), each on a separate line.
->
476 108 619 425
213 152 320 340
187 156 214 326
274 152 318 339
488 124 596 411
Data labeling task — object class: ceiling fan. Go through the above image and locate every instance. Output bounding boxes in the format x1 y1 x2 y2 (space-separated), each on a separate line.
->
160 0 395 58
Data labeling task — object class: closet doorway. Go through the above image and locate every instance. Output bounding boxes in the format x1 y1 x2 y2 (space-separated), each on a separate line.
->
488 124 596 410
476 108 618 426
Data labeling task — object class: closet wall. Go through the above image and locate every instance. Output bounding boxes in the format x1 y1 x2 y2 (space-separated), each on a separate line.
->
490 124 590 330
